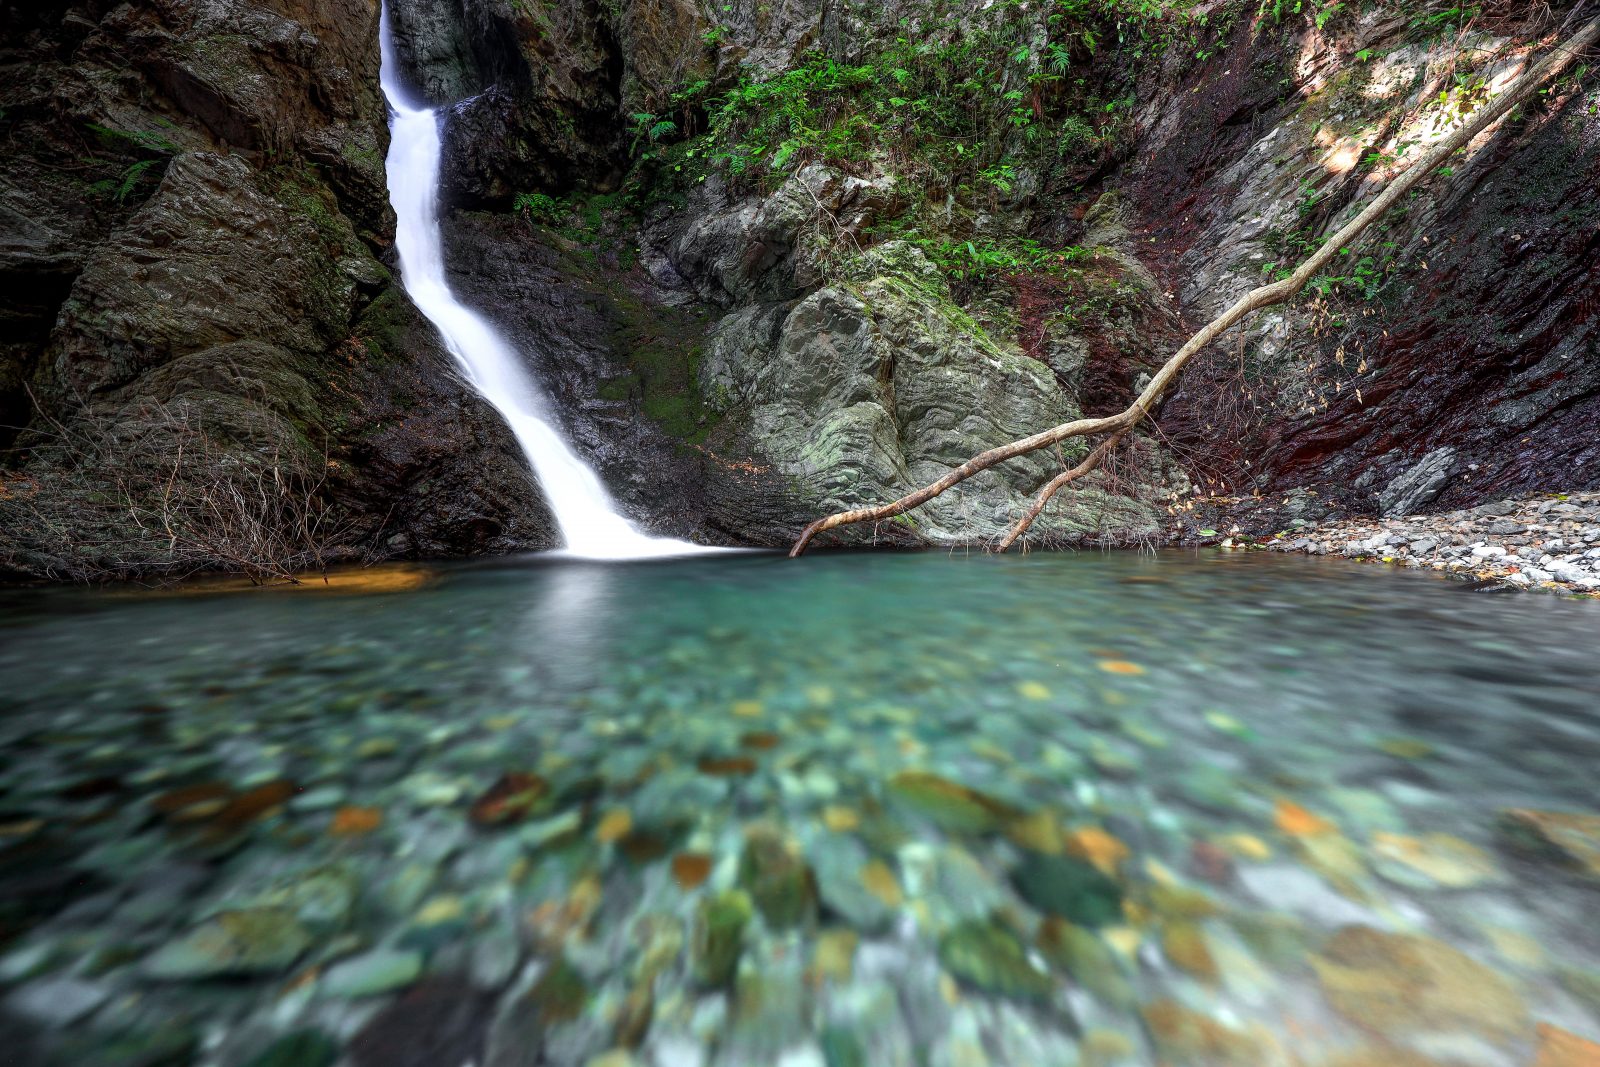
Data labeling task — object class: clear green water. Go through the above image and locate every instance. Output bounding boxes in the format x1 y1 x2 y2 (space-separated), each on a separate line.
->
1 551 1598 1066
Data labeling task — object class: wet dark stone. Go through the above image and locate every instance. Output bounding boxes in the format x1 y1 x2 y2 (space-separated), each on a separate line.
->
59 776 125 801
1010 853 1124 928
469 773 551 827
244 1030 339 1067
618 826 684 865
0 833 103 941
210 781 297 831
348 980 495 1067
149 783 234 818
523 957 590 1026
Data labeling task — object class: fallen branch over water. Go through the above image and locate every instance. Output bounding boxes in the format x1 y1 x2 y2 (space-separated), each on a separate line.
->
789 14 1600 558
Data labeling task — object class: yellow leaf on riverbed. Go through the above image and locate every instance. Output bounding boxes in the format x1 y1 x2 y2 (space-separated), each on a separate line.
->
596 809 633 843
1066 826 1130 875
1275 799 1337 837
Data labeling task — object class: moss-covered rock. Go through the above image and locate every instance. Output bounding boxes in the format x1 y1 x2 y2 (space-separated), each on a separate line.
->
737 824 818 929
692 890 753 988
938 918 1055 1002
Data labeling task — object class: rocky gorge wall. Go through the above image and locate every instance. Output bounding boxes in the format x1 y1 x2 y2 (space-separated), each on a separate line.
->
3 0 1598 576
1134 3 1600 526
0 0 559 580
381 0 1600 553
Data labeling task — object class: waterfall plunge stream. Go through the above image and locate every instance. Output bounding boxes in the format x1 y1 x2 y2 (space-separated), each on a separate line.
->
379 7 709 560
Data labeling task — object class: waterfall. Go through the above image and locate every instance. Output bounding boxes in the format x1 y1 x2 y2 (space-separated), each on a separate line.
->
378 5 710 560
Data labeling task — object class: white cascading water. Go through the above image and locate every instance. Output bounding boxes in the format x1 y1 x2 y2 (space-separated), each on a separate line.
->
379 6 709 560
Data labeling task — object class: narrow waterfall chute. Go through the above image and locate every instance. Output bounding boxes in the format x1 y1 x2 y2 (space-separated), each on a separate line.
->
378 4 713 560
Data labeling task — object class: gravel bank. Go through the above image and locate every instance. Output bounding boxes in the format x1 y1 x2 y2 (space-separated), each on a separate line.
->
1257 492 1600 595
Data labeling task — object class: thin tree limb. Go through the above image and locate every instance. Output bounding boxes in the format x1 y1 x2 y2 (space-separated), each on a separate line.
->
789 14 1600 557
997 427 1131 552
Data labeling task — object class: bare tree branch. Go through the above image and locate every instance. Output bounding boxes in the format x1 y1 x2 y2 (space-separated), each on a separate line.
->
997 426 1131 552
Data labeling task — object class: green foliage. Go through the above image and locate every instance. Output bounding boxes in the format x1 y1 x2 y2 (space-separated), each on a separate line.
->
629 111 680 154
1407 5 1481 35
907 236 1092 282
513 191 561 224
112 159 162 203
84 120 180 204
86 121 180 155
690 0 1193 191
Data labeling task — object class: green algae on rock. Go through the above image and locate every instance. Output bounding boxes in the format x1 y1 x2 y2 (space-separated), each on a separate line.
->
737 824 818 929
1036 917 1136 1009
524 956 592 1027
692 890 753 989
885 771 1020 834
244 1029 341 1067
144 908 312 980
937 919 1054 1002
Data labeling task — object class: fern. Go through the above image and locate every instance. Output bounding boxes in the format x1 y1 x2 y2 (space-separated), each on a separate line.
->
115 159 161 203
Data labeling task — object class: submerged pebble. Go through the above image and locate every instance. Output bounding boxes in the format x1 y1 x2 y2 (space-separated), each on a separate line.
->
2 553 1597 1066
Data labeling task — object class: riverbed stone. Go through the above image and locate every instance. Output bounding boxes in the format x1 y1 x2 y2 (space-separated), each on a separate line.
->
1010 853 1124 927
738 825 818 928
1162 920 1220 983
1532 1023 1600 1067
812 835 897 932
692 890 752 988
937 919 1054 1002
470 772 552 827
323 948 424 997
886 772 1018 834
1370 832 1504 889
1497 809 1600 878
252 864 359 929
144 908 312 979
4 975 111 1026
1036 918 1136 1009
1141 999 1262 1066
1311 926 1531 1045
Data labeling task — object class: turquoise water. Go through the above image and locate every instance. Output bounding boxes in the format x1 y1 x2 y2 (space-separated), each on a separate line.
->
1 551 1598 1066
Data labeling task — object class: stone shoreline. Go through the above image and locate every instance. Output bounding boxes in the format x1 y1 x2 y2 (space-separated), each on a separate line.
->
1192 491 1600 596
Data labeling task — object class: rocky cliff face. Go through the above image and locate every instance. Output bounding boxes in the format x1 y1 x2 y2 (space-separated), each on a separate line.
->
1131 5 1600 523
0 0 555 579
3 0 1596 575
385 0 1598 553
